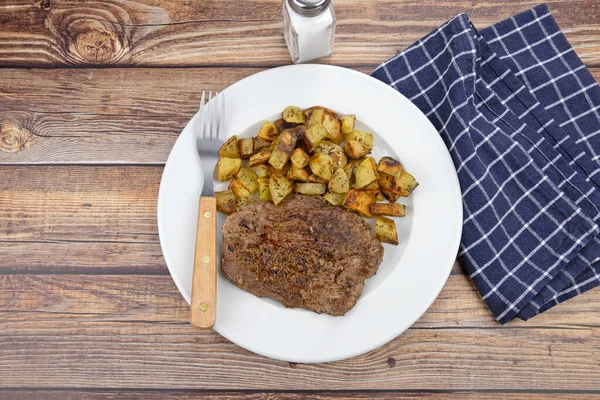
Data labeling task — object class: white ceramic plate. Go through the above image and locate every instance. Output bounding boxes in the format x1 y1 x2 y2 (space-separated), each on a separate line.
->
158 64 462 363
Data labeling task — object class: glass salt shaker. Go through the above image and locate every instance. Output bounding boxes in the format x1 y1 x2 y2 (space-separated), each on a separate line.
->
283 0 336 64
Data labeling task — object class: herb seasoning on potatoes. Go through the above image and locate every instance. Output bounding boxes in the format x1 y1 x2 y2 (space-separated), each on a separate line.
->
214 106 419 245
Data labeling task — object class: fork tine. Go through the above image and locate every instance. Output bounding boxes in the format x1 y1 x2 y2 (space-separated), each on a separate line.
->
218 91 226 140
207 91 213 140
211 92 217 140
198 91 206 139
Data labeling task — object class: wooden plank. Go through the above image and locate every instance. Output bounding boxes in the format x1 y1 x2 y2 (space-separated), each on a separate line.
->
2 67 599 164
0 1 598 68
1 274 600 333
1 391 597 400
1 309 599 390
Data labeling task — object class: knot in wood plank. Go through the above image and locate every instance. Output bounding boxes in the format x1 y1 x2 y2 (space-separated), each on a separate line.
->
0 122 31 153
74 27 120 63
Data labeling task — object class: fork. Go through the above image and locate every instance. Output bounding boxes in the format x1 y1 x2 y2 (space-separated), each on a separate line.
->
190 91 225 329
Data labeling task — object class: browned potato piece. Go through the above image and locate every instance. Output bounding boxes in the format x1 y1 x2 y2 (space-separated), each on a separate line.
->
269 130 298 169
343 161 355 186
345 130 373 150
355 157 379 188
381 187 400 203
314 141 347 170
304 106 337 119
254 137 270 152
295 182 327 195
362 181 379 194
344 140 370 159
322 113 342 143
251 164 269 178
287 165 310 182
323 191 346 206
229 178 252 198
257 177 272 201
375 216 398 244
215 190 236 214
303 122 328 152
371 202 406 217
310 153 334 180
235 196 255 212
274 118 297 132
269 174 294 205
236 166 258 193
257 121 279 141
217 157 242 181
339 115 355 134
308 174 328 184
219 135 240 158
343 189 375 217
375 190 384 202
307 108 324 127
329 168 350 194
238 137 254 159
282 106 306 124
249 149 271 167
290 148 310 168
377 156 403 178
378 170 419 197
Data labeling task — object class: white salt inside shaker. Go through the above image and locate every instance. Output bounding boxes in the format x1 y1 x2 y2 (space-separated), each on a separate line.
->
283 0 336 64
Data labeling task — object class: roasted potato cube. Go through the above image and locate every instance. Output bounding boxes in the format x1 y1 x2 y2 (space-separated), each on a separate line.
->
287 165 310 182
375 190 384 202
217 157 242 181
274 118 297 132
307 108 324 127
238 137 254 159
344 140 370 159
251 164 270 178
269 130 298 170
345 130 373 150
371 202 406 217
269 174 294 205
304 106 337 119
290 148 310 168
375 216 398 244
249 149 271 167
282 106 306 124
215 190 236 215
323 191 346 206
229 178 252 198
257 121 279 141
362 181 379 194
236 166 258 193
254 137 270 152
381 187 400 203
339 115 355 134
257 177 272 201
303 122 328 152
235 196 255 212
377 156 403 178
329 168 350 193
308 174 328 184
219 135 240 158
314 141 347 170
343 189 375 218
355 158 379 188
322 112 342 143
295 182 327 195
310 153 334 180
378 170 419 197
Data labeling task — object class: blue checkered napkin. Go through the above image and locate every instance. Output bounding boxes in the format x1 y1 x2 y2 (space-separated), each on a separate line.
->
371 4 600 323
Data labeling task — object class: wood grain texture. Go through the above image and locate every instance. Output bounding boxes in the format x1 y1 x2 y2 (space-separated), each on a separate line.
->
1 67 599 164
0 0 598 68
1 391 599 400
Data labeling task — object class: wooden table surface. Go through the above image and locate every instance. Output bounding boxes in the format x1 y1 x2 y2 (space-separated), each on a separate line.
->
1 0 600 398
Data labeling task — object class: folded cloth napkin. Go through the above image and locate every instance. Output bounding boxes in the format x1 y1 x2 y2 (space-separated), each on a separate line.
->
372 4 600 323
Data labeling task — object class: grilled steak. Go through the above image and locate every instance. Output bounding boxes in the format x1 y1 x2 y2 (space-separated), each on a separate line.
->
221 194 384 316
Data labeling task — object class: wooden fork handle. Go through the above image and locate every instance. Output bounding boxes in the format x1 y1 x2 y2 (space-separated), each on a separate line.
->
190 197 217 328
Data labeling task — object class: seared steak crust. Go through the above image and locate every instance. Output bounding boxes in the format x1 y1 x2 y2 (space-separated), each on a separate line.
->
221 194 384 316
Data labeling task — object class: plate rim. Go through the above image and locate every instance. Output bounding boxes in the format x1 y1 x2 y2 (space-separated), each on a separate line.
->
157 64 463 363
